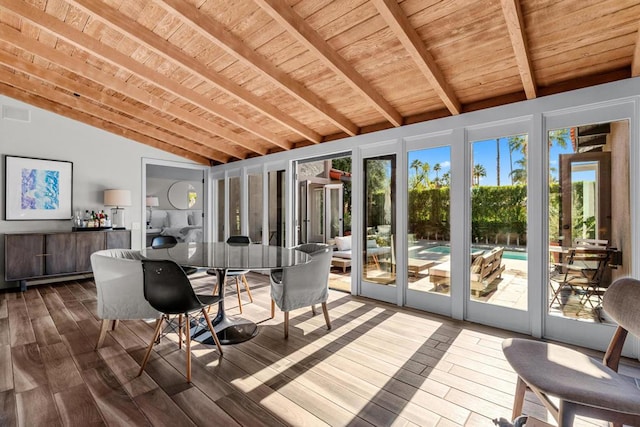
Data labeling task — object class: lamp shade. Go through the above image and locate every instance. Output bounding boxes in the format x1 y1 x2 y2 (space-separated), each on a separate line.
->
145 196 159 207
104 189 131 207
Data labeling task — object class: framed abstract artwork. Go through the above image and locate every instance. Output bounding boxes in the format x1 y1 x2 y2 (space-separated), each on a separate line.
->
4 155 73 220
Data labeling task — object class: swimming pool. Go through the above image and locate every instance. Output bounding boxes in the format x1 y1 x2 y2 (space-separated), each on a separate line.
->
423 245 528 261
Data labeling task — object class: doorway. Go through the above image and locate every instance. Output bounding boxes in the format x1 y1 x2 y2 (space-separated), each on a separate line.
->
143 160 208 248
296 155 352 293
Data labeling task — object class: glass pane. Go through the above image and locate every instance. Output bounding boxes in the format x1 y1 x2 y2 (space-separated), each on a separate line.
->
363 156 395 286
217 179 224 241
228 177 241 236
327 186 342 240
248 173 263 243
268 170 285 246
407 147 451 295
548 121 629 323
470 134 528 309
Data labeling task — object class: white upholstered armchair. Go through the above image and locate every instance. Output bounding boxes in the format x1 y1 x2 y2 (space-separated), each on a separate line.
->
270 243 332 338
90 249 161 349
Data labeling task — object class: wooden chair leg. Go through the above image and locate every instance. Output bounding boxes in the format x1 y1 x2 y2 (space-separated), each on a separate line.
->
184 313 192 383
321 302 331 330
95 319 110 350
512 376 527 421
235 277 243 314
201 309 223 355
111 320 119 330
138 317 164 377
284 311 289 339
270 299 275 319
241 274 253 303
311 304 317 315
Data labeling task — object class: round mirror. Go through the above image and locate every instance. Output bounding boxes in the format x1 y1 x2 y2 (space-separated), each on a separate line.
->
168 181 198 209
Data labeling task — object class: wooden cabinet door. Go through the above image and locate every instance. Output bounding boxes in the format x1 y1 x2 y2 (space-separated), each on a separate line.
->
75 232 105 272
4 234 45 280
45 233 76 275
106 230 131 249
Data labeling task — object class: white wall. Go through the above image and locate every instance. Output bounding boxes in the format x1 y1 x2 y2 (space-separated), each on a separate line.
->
0 95 196 289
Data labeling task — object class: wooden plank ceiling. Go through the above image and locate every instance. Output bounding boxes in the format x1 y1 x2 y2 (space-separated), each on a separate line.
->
0 0 638 165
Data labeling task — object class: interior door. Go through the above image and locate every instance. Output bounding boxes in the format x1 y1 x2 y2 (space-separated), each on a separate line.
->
559 152 611 245
298 180 309 243
324 184 344 241
308 183 325 242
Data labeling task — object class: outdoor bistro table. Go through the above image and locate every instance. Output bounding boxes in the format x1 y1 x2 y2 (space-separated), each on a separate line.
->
142 242 309 345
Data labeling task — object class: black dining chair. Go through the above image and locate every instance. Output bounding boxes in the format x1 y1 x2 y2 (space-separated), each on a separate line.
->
138 259 223 383
206 235 254 313
150 235 198 276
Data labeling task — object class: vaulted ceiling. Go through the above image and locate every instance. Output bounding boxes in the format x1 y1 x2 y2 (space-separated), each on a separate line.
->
1 0 639 165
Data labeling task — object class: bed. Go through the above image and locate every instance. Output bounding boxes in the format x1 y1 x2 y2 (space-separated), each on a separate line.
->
148 209 203 243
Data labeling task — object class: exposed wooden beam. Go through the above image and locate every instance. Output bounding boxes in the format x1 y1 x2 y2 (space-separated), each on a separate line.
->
0 0 258 158
632 20 640 77
371 0 460 116
0 50 230 163
69 0 318 147
0 80 210 165
159 0 358 137
501 0 537 99
254 0 403 127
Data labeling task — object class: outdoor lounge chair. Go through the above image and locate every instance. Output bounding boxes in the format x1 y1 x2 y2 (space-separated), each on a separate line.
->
429 247 505 295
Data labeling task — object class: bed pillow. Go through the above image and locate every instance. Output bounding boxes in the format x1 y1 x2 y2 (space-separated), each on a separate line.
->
149 210 167 228
166 210 190 228
334 235 351 251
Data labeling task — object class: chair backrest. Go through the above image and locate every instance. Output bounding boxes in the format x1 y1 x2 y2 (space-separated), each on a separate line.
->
141 259 203 314
472 247 504 278
151 235 178 249
227 235 251 245
574 238 608 248
603 277 640 338
90 249 160 320
569 247 611 284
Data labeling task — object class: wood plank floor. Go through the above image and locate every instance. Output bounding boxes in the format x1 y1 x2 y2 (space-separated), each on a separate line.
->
1 272 638 427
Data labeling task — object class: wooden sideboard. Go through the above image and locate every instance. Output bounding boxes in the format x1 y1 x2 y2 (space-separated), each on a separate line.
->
4 229 131 291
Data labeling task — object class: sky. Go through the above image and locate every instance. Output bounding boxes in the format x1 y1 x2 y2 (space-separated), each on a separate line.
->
407 131 575 186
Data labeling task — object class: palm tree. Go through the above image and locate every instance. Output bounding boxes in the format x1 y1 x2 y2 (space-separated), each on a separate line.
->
441 171 450 187
472 164 486 186
410 159 422 177
510 158 527 185
433 163 441 187
420 162 431 188
508 135 527 184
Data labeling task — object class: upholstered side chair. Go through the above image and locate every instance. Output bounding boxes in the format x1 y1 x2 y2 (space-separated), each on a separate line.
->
90 249 161 349
270 243 332 338
502 277 640 426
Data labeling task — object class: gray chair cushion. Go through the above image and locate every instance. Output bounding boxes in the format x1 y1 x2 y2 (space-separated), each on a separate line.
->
502 338 640 414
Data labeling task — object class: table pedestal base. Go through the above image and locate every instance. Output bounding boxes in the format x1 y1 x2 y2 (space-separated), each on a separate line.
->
191 315 258 345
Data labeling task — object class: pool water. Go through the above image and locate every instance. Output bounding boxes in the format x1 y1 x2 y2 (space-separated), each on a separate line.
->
424 245 527 261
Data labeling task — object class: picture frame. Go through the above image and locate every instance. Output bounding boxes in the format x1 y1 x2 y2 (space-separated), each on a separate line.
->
4 155 73 220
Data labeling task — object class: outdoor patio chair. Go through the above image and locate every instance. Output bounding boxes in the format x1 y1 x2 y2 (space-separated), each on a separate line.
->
548 246 612 311
502 277 640 426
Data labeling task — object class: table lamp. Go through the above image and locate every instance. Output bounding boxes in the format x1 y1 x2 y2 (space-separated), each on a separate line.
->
104 189 131 229
145 196 159 228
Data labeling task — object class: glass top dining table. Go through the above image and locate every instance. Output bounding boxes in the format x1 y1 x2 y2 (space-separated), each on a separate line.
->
141 242 309 344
